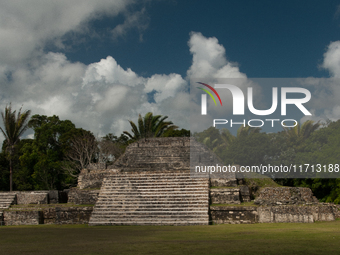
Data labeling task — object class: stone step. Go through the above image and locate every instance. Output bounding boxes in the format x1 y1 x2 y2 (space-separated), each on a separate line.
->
101 187 209 191
89 220 208 226
90 171 210 226
0 193 16 210
105 174 204 178
102 182 208 187
94 201 208 206
99 191 208 196
96 197 209 201
98 191 209 195
92 207 208 211
94 205 208 209
103 178 207 183
102 184 209 188
90 215 209 219
90 215 209 220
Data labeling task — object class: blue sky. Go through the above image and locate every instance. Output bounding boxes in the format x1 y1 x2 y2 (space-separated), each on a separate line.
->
62 0 340 78
1 0 340 140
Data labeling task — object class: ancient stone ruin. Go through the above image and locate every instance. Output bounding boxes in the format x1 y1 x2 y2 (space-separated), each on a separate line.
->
0 137 339 226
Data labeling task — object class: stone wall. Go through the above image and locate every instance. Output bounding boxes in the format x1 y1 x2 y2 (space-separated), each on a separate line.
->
254 187 318 205
0 212 3 225
67 189 99 204
258 205 335 223
210 188 241 204
210 204 335 224
77 169 115 189
42 208 56 224
3 210 43 225
16 191 49 204
2 207 93 225
258 206 314 223
55 207 93 224
210 178 237 187
333 204 340 218
210 206 258 224
113 137 191 171
239 186 251 202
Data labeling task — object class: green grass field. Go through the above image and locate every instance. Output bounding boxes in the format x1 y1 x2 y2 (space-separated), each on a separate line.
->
1 220 340 255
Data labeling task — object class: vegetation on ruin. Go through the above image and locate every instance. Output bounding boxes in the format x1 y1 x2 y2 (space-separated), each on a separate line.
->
0 222 339 255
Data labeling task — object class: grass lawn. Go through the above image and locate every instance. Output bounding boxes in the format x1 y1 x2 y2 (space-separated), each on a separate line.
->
0 220 340 255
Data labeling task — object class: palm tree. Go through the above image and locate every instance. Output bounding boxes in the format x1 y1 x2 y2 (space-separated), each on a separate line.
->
236 125 261 138
283 120 320 142
0 104 31 191
123 112 178 141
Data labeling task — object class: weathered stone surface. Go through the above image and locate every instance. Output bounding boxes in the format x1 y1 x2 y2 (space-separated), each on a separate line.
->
210 206 258 224
48 190 59 204
333 204 340 218
4 210 43 225
238 185 251 202
312 205 335 221
0 212 3 225
16 191 49 205
42 208 56 224
113 138 192 171
254 187 318 205
55 207 93 224
0 192 17 210
89 172 210 226
210 179 237 187
210 188 241 204
68 189 99 205
88 162 106 170
77 169 112 189
258 205 335 223
210 204 335 224
258 206 314 223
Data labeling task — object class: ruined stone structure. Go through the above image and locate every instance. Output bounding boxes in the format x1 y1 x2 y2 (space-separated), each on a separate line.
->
89 138 212 225
89 171 209 225
254 187 319 206
0 137 339 226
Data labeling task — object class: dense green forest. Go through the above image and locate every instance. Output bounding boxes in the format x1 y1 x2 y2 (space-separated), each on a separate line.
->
0 110 188 192
194 121 340 204
0 106 339 204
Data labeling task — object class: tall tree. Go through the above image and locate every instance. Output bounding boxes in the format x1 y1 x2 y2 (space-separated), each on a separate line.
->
63 130 98 178
283 120 321 143
0 104 31 191
123 112 178 140
20 114 85 189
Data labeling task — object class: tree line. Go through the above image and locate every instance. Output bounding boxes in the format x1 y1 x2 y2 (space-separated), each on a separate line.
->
0 107 188 191
194 121 340 204
1 104 339 204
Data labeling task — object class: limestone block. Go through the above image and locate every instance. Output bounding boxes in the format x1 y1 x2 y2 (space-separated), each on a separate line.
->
55 207 93 224
210 188 240 204
4 210 43 225
16 192 48 205
210 206 258 224
210 179 237 187
68 189 99 205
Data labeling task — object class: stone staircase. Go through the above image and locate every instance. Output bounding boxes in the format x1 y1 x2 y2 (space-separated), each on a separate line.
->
89 171 209 225
0 192 16 210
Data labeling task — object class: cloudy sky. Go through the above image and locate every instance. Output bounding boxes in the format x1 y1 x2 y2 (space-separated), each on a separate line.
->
1 0 340 140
